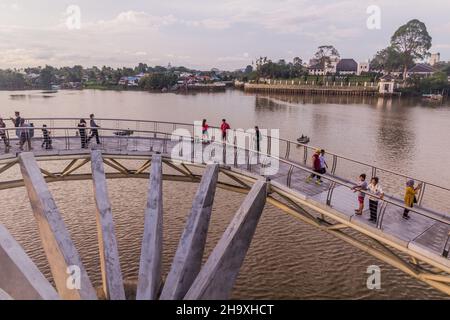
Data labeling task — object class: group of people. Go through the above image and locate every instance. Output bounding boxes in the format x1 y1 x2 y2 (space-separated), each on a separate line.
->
305 149 328 185
0 111 34 151
201 119 263 152
352 174 421 223
77 114 101 148
306 148 421 223
0 112 102 152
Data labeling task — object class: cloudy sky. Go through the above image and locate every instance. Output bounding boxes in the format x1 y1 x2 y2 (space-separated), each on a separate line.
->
0 0 449 70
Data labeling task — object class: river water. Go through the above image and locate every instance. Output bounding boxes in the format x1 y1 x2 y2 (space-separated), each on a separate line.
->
0 89 449 299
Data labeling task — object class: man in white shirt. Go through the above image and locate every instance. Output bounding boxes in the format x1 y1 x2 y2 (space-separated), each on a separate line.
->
368 177 384 223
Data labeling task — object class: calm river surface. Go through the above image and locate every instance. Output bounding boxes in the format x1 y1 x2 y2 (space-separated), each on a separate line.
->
1 89 449 299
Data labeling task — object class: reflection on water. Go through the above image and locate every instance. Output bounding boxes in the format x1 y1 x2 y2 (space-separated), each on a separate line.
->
0 89 449 299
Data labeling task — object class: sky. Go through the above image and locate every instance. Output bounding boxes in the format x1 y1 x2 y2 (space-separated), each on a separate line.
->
0 0 449 70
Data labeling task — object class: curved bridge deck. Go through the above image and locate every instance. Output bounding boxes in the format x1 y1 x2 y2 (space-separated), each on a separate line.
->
0 118 449 297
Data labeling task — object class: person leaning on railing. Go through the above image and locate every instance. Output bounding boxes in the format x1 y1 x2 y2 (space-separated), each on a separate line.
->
403 180 421 220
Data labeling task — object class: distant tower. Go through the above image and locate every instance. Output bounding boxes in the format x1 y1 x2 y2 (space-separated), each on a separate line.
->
167 62 172 70
429 53 440 66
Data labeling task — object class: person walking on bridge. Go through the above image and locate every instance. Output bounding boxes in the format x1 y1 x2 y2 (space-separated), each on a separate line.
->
319 149 328 174
306 149 322 185
87 114 101 145
403 180 421 220
368 177 384 223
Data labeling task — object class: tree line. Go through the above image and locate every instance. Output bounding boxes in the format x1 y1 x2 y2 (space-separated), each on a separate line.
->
0 19 449 94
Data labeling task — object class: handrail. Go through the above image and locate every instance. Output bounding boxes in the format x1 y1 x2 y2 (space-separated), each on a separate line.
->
3 124 450 256
8 117 449 191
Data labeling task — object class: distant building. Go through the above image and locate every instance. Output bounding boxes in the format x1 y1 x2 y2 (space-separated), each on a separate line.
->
357 61 370 75
378 74 397 94
336 59 358 75
429 53 440 66
308 63 325 75
127 76 140 86
118 76 140 86
406 64 436 78
118 77 128 86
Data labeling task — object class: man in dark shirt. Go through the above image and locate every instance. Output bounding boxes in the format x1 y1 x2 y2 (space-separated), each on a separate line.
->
87 114 101 144
10 111 22 139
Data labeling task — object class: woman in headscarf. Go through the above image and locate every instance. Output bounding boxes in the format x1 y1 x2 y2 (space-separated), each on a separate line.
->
403 180 421 220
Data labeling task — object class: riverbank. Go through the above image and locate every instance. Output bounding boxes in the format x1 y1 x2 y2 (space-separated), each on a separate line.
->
244 83 382 97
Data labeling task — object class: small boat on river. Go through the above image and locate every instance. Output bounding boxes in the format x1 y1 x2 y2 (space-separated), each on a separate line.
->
297 135 310 144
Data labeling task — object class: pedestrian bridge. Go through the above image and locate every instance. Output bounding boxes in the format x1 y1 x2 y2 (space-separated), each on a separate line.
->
0 118 449 299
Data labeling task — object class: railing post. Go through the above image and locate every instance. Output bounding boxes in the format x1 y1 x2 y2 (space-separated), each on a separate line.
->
443 233 450 258
233 137 238 168
191 137 195 164
377 201 388 229
285 141 290 159
326 182 336 206
303 146 308 165
287 165 294 187
163 133 168 154
417 182 426 206
331 154 338 175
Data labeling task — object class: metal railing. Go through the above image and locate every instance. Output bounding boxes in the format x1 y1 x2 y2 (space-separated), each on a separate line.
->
16 118 450 203
1 120 449 258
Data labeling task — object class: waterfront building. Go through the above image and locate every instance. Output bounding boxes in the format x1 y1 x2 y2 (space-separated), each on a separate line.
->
336 59 358 75
429 53 440 66
378 74 398 94
406 63 436 78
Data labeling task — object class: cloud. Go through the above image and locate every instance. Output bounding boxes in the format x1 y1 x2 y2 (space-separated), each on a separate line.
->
1 1 450 70
184 18 231 30
0 2 20 11
82 11 177 32
217 53 252 62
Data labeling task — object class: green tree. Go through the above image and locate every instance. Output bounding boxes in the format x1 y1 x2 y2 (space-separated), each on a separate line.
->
314 45 340 80
139 73 178 90
370 46 409 73
39 65 56 88
390 19 432 79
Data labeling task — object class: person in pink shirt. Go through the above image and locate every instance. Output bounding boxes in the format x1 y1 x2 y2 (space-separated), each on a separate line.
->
220 119 230 142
